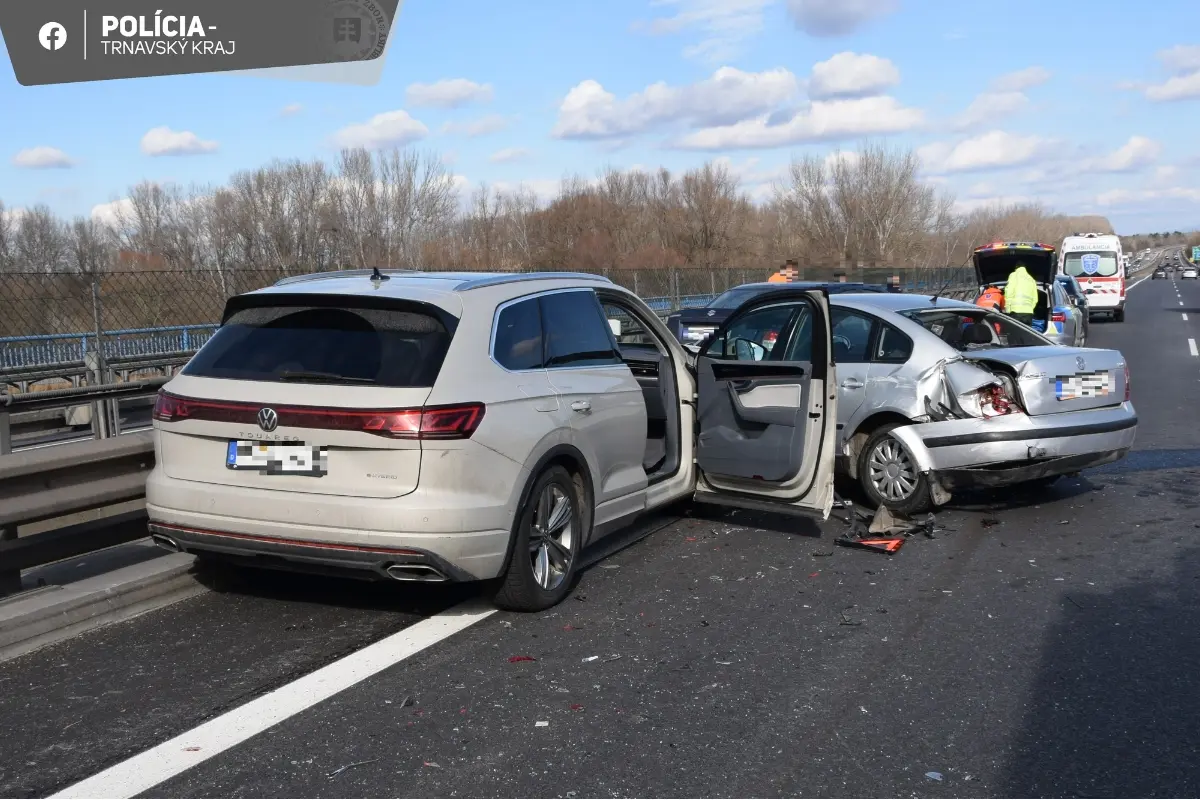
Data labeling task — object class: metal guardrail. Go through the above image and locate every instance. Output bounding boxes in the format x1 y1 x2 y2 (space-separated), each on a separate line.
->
0 326 219 373
0 378 169 456
0 431 155 594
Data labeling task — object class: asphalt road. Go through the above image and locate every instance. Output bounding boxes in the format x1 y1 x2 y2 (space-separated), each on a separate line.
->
3 266 1199 798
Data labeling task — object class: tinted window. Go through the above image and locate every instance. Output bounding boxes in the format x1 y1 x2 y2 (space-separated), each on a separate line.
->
830 309 873 362
874 324 913 363
708 303 799 361
183 304 451 387
540 291 623 368
493 298 544 370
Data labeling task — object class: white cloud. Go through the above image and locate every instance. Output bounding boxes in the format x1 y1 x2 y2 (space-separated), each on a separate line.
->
919 130 1058 174
1145 71 1200 102
674 95 924 149
954 194 1036 214
90 198 135 227
953 91 1030 131
951 67 1049 131
1158 45 1200 75
441 114 511 137
1087 136 1162 172
1 206 27 225
329 110 429 149
786 0 896 36
1152 164 1180 185
140 127 218 156
632 0 773 63
1096 187 1200 207
808 52 900 99
490 178 568 204
489 147 530 163
280 103 304 116
823 149 860 170
12 146 74 168
990 66 1051 92
552 67 801 139
405 79 494 108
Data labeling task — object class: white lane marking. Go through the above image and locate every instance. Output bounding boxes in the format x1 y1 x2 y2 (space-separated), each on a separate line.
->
51 600 498 799
1184 313 1190 321
1191 339 1199 357
1181 300 1185 306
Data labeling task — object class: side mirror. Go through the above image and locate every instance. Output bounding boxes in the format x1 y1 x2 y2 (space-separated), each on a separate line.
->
608 319 622 337
731 337 767 361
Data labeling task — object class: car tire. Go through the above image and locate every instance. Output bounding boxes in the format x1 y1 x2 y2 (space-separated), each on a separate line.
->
857 423 933 516
492 465 586 612
1113 308 1125 322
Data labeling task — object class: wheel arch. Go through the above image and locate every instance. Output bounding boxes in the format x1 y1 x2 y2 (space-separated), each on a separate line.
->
500 444 596 573
846 411 917 480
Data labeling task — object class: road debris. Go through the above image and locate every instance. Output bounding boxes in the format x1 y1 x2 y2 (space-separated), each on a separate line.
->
582 656 599 663
326 758 379 779
535 721 549 727
507 655 536 663
925 771 944 781
981 517 1001 528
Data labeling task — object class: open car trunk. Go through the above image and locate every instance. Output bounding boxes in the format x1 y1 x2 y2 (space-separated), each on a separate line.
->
152 294 463 500
973 244 1057 287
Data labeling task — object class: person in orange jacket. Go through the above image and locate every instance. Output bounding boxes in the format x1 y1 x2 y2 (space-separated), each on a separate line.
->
976 285 1005 311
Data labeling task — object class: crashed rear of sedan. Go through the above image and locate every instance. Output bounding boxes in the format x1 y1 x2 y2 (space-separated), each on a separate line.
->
829 294 1136 513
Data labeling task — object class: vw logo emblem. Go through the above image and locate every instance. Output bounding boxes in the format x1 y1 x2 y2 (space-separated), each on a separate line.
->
1075 356 1086 372
707 309 716 317
257 407 279 432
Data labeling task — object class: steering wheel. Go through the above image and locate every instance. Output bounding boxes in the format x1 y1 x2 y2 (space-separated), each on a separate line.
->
833 334 852 350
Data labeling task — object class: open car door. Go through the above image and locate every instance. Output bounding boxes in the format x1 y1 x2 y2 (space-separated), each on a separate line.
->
692 288 838 520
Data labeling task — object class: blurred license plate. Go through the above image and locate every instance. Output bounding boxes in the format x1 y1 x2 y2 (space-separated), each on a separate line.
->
226 441 328 476
681 326 715 342
1054 371 1111 400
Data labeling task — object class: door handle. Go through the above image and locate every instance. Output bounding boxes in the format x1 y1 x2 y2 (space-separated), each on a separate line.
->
840 378 864 389
570 400 592 413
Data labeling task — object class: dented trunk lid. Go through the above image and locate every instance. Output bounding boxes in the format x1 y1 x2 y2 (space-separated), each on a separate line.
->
963 346 1127 415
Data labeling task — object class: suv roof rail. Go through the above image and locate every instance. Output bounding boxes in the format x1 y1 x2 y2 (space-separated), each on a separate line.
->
455 272 614 291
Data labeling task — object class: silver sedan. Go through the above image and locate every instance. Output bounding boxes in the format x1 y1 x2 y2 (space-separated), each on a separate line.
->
826 293 1137 514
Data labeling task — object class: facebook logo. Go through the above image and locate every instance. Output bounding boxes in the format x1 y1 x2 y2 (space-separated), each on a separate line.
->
38 21 67 50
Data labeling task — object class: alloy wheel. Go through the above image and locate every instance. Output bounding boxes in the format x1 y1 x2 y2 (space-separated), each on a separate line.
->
529 484 575 591
867 438 918 502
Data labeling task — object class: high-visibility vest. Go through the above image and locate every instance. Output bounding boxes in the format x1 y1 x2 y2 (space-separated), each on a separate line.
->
1004 269 1037 314
976 287 1004 310
767 272 789 283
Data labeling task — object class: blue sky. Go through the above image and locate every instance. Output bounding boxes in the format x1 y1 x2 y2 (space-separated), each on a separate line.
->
3 0 1200 234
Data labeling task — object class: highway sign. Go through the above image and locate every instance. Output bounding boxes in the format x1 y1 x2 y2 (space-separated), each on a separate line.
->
1192 245 1200 262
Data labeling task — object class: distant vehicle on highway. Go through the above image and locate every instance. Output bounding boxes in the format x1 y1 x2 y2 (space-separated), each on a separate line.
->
971 241 1084 346
1183 266 1199 279
144 269 846 611
1059 232 1126 322
664 280 886 344
1153 267 1168 279
729 292 1135 514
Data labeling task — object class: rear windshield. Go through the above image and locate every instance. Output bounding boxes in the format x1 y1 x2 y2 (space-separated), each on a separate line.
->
900 308 1051 351
182 304 452 387
1063 251 1120 278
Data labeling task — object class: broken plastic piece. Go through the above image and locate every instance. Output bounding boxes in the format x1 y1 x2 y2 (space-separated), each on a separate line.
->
508 655 536 663
925 772 944 781
535 720 549 727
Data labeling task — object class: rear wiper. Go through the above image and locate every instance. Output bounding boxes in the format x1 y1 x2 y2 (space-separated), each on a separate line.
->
276 370 377 384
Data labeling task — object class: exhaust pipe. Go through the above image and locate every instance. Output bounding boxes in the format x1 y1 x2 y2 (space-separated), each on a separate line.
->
385 563 447 582
151 533 181 552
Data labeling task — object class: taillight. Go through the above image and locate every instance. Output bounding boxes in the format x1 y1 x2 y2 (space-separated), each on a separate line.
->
151 391 485 440
1124 364 1130 402
978 386 1016 418
1051 312 1066 323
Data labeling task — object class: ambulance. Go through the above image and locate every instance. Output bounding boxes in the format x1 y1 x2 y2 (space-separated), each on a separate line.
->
1059 233 1126 322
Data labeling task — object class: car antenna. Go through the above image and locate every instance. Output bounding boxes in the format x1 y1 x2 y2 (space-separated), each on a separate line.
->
370 266 390 281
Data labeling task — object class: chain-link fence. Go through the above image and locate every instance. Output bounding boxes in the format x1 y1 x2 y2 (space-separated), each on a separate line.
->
1 263 977 373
